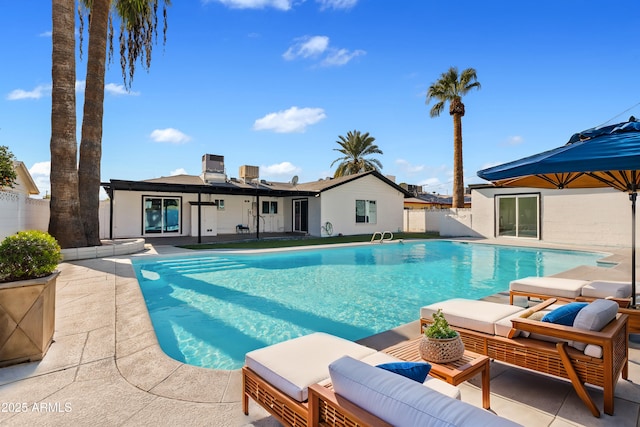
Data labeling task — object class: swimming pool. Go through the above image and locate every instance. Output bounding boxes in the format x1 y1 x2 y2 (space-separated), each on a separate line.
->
132 240 605 370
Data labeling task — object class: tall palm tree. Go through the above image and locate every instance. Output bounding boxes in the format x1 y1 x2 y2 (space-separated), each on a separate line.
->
50 0 87 248
331 130 383 178
426 67 480 208
78 0 110 246
76 0 170 246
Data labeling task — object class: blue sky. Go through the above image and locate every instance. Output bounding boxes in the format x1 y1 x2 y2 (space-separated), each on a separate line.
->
1 0 639 198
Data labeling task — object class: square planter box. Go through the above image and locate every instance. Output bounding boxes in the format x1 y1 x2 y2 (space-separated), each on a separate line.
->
0 271 59 367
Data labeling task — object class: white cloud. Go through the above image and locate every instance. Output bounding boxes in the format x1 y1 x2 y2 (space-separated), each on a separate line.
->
39 31 52 37
283 36 329 60
207 0 292 10
5 79 110 100
261 161 301 177
105 83 139 96
253 106 327 133
395 159 425 174
322 48 365 66
283 35 364 67
6 84 51 100
170 168 188 176
504 135 524 146
316 0 358 10
149 128 192 144
29 161 51 197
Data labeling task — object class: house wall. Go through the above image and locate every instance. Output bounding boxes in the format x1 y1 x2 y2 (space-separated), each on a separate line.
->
471 187 635 247
108 190 289 238
319 175 404 237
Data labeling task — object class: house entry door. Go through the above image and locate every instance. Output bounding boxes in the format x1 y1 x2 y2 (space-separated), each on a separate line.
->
293 199 308 233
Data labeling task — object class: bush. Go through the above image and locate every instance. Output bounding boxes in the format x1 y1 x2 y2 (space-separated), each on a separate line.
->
0 231 62 282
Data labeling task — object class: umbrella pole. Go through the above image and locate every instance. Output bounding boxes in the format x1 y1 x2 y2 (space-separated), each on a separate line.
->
632 191 637 308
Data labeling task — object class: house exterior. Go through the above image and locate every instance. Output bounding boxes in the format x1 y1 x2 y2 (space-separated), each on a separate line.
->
470 184 636 247
101 154 410 240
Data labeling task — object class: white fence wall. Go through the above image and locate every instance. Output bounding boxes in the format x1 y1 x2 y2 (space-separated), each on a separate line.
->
403 208 481 237
0 191 50 240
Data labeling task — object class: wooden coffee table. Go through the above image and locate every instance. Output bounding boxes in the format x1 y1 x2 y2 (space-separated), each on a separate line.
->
383 337 491 409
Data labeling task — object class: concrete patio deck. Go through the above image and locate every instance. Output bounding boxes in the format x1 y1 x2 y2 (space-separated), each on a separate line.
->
1 239 639 426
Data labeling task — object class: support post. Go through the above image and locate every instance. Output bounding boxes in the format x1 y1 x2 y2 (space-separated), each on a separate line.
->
631 191 637 307
197 192 202 244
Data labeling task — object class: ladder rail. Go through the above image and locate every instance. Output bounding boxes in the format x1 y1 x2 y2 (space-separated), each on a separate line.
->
371 231 394 243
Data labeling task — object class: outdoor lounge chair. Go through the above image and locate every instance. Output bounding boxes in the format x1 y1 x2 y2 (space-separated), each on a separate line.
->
242 332 519 427
509 276 640 333
420 298 629 418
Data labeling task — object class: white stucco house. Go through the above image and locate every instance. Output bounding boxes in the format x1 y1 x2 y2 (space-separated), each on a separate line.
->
101 154 410 240
470 184 636 248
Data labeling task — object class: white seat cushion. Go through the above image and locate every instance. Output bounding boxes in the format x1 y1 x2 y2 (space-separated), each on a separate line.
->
510 277 589 299
421 298 525 335
581 280 631 299
245 332 376 402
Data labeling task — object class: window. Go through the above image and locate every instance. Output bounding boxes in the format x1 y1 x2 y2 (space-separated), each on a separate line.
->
355 200 377 224
497 194 539 238
262 201 278 214
215 199 225 210
144 197 181 234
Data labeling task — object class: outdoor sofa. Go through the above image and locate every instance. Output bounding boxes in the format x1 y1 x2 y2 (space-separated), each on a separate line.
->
242 332 520 427
509 276 640 333
420 298 629 417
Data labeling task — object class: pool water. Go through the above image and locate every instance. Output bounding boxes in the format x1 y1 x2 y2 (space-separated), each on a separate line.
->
132 240 605 369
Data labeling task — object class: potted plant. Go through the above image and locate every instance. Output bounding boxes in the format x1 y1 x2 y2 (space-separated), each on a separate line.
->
0 230 62 367
419 309 465 363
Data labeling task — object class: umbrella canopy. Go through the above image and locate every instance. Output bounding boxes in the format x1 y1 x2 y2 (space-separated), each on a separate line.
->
477 118 640 306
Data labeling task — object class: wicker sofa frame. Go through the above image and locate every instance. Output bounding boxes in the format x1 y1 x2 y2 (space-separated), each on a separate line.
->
420 308 629 417
242 366 391 427
509 288 640 334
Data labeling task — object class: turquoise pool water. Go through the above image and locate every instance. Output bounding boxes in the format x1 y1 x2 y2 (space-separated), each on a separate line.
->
132 240 605 370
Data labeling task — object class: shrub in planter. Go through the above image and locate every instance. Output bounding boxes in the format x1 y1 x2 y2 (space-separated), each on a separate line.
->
0 230 62 283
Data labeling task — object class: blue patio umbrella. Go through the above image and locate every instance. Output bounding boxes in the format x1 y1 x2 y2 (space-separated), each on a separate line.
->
478 118 640 306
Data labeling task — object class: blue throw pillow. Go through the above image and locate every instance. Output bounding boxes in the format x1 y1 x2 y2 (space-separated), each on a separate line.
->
541 302 588 326
376 362 431 383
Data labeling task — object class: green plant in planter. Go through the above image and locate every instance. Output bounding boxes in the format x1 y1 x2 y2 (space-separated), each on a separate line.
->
0 230 62 283
424 309 458 339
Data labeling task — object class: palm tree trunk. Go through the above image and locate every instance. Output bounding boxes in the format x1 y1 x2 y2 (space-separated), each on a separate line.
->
451 112 464 208
79 0 111 246
50 0 87 249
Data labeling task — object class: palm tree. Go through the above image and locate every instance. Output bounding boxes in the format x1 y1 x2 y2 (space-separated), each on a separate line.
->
76 0 170 246
78 0 110 246
331 130 383 178
426 67 480 208
50 0 87 248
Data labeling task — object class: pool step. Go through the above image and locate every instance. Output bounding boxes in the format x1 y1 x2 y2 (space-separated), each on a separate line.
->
146 257 247 275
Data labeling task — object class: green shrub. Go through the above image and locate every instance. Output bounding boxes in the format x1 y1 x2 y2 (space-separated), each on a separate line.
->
0 231 62 282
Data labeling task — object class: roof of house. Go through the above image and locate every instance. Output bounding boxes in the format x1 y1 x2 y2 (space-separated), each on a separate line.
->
12 161 39 195
102 170 412 198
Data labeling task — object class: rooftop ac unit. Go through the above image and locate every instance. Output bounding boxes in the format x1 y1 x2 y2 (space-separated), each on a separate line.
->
202 154 224 174
239 165 259 182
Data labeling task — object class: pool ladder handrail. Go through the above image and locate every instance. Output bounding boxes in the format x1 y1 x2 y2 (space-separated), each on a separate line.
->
370 231 394 243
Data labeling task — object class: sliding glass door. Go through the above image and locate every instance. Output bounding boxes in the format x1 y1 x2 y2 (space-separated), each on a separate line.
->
144 197 181 234
497 194 539 238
